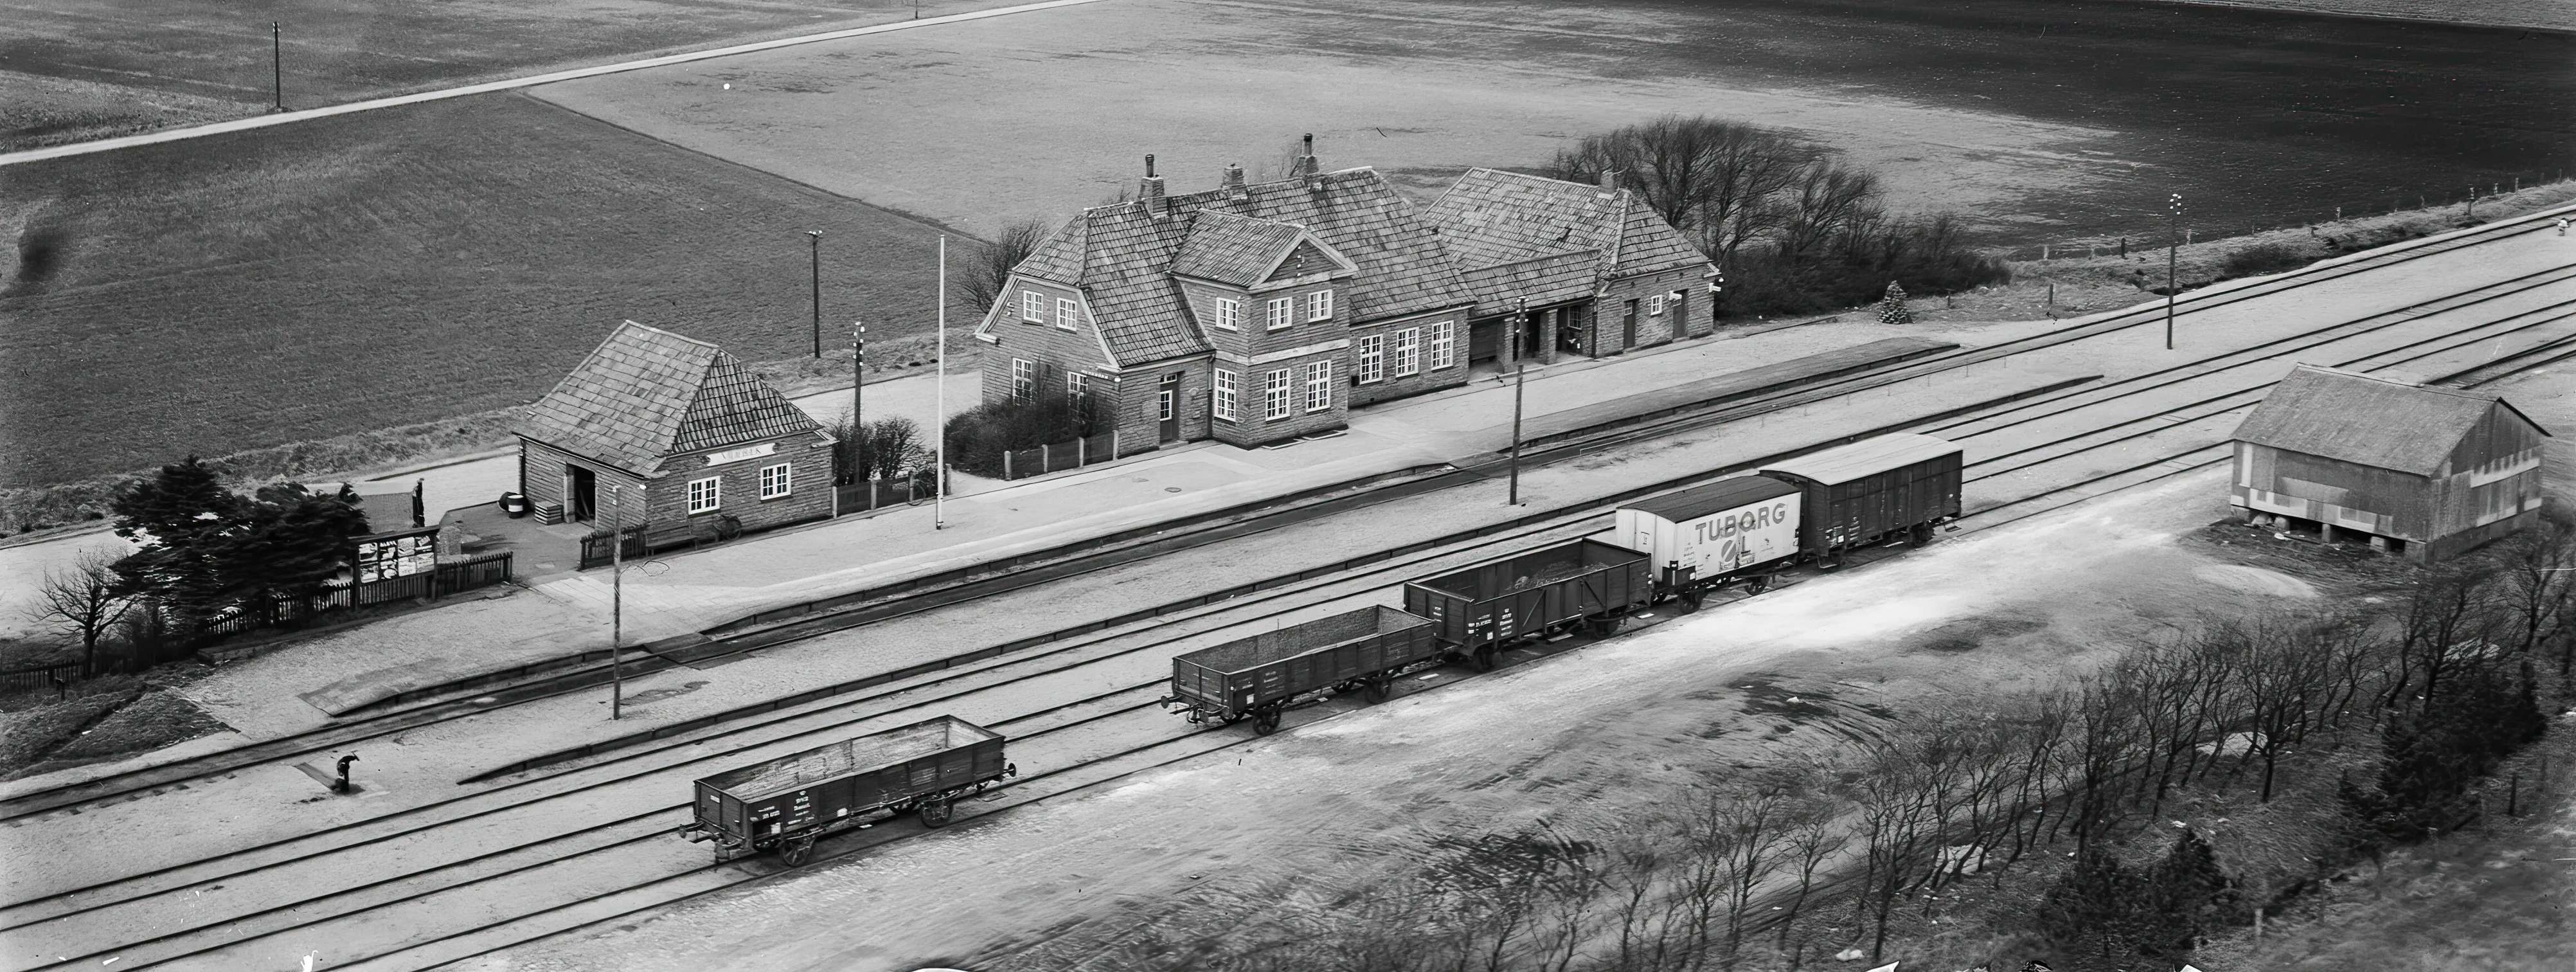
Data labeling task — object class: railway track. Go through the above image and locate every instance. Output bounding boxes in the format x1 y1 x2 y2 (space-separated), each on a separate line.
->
8 208 2569 969
5 204 2562 829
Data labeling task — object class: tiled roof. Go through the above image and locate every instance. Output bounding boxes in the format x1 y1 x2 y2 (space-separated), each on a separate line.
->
514 321 823 476
1425 168 1710 315
2233 365 2548 476
1460 252 1600 312
1010 167 1474 368
1171 211 1309 286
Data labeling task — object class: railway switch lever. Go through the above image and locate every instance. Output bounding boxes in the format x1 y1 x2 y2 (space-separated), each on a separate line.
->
332 753 361 794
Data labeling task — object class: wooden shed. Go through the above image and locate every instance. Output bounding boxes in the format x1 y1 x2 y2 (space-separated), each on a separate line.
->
2230 365 2550 562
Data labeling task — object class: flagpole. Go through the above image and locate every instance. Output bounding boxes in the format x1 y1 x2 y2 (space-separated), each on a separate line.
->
935 236 949 530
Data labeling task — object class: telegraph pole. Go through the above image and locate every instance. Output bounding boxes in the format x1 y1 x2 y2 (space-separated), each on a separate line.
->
607 485 625 720
269 22 285 113
1507 298 1527 506
851 318 866 483
807 230 824 357
2165 193 2183 351
935 237 949 530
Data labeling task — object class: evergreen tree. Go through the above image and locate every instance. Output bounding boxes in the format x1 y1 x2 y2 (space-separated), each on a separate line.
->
218 483 371 620
110 456 246 633
1877 281 1912 325
2036 845 2131 956
2138 830 2232 956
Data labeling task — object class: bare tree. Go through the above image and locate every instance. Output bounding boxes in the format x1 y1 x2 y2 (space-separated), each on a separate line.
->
24 549 133 677
959 217 1055 314
2491 518 2576 670
1546 116 1809 264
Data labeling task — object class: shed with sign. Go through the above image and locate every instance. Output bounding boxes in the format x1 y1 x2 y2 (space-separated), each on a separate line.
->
512 321 835 542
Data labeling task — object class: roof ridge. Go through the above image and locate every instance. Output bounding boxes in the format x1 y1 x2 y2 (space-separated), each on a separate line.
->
2289 363 2500 402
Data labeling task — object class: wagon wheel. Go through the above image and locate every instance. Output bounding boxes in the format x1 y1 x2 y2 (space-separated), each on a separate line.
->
1471 646 1497 672
920 797 956 828
1910 523 1935 548
1589 616 1618 637
1253 709 1282 735
1364 679 1390 704
1746 574 1771 595
1679 590 1704 613
778 833 818 867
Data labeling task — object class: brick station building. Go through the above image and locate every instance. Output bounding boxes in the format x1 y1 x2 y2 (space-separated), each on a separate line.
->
1424 168 1718 366
514 321 835 538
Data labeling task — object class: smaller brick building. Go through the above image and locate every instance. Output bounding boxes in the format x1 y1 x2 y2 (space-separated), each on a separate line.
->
514 321 835 539
2230 364 2551 562
1423 168 1719 365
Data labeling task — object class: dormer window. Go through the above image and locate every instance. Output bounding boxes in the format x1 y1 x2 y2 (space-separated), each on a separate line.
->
1307 289 1333 322
1021 291 1044 322
1213 298 1241 331
1266 297 1294 330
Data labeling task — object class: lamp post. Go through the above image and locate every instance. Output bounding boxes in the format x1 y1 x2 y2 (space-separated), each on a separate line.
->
2165 194 2183 350
807 231 824 358
608 484 625 721
1507 298 1528 507
269 22 285 113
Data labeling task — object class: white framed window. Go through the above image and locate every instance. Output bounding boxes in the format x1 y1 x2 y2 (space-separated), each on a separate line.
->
1021 291 1044 322
1010 358 1036 403
1303 361 1332 412
1307 289 1333 321
758 463 792 500
1431 320 1456 369
686 476 722 514
1393 328 1421 377
1647 294 1667 316
1068 372 1089 405
1213 298 1241 331
1213 368 1239 422
1266 296 1294 330
1262 368 1292 420
1056 296 1080 330
1355 334 1385 384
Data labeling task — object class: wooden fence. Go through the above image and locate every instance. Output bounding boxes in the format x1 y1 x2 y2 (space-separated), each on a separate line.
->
195 550 515 644
0 662 90 695
1001 432 1118 481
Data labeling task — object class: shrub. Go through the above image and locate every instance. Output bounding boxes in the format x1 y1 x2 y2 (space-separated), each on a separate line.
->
942 395 1108 478
2219 240 2316 279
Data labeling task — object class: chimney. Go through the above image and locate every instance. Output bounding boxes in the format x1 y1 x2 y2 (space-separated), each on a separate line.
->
1140 154 1167 219
1292 132 1319 181
1598 168 1620 195
1223 163 1248 202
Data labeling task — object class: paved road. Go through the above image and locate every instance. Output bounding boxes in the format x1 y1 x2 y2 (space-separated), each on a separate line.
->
0 0 1107 168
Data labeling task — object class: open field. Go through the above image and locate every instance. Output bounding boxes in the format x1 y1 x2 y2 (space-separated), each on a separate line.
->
0 91 971 489
532 0 2576 242
0 0 1019 152
2126 0 2576 32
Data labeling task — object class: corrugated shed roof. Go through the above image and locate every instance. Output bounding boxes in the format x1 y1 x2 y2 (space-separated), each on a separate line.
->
515 321 822 476
1005 167 1474 368
1627 475 1800 523
1425 168 1711 315
1170 211 1309 286
2232 364 2548 476
1760 433 1963 487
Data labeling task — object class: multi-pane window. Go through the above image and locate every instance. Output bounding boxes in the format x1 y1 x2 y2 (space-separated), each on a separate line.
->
1010 358 1036 403
1068 372 1089 406
1393 328 1421 377
758 463 792 500
686 476 722 514
1355 334 1385 383
1430 320 1456 369
1213 298 1241 331
1307 289 1333 321
1262 368 1293 420
1303 361 1332 413
1647 294 1667 316
1056 296 1080 330
1266 297 1294 330
1213 369 1240 422
1021 291 1044 322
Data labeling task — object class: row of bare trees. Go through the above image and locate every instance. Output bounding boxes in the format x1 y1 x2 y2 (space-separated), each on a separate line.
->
1544 116 2010 318
1043 521 2572 972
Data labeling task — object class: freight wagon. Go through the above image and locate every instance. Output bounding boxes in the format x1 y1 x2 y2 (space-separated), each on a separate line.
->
1162 606 1439 735
679 716 1014 865
1612 474 1802 608
1402 538 1651 670
1758 433 1963 560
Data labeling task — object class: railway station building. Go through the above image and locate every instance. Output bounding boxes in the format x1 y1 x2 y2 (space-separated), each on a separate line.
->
974 147 1478 451
1421 168 1719 366
2229 364 2551 562
513 321 836 539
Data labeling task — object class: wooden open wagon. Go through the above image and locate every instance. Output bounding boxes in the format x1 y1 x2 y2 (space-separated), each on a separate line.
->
678 716 1014 865
1402 538 1651 670
1163 606 1438 735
